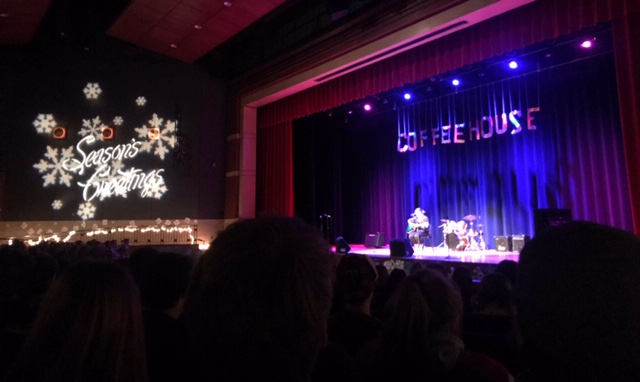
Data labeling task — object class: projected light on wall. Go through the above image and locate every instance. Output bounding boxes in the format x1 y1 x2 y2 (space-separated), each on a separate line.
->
31 84 176 219
83 83 102 99
136 96 146 106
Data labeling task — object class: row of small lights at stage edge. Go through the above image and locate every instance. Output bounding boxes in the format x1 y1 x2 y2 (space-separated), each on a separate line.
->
354 37 598 114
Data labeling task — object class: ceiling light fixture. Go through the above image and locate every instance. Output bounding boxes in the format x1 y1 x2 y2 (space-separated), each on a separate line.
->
170 44 178 48
224 1 232 7
194 25 202 30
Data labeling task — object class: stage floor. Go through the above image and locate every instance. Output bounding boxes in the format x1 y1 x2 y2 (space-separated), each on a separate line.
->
344 244 520 281
348 244 520 264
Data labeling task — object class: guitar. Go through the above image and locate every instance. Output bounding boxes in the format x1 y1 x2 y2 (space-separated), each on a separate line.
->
407 222 429 232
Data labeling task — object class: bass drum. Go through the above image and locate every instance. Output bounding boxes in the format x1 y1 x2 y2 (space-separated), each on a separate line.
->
443 220 457 234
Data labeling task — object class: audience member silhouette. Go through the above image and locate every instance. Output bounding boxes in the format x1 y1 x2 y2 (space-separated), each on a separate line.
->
516 221 640 381
359 268 513 382
328 254 383 357
3 260 147 382
183 216 335 381
128 250 194 382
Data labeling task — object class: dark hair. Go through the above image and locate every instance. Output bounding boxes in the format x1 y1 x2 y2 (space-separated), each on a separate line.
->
129 251 193 311
516 221 640 380
184 215 334 381
5 260 147 382
476 272 512 311
334 254 377 306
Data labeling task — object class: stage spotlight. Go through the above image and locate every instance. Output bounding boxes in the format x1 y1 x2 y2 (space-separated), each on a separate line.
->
363 103 372 111
452 79 460 86
52 126 66 139
508 61 518 69
580 39 593 49
101 127 114 140
403 93 412 100
148 127 160 140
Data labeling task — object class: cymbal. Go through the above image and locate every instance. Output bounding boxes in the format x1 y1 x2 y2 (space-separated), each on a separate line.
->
463 214 477 221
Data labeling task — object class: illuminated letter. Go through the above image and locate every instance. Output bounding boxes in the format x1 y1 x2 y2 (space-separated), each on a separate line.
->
432 127 441 146
496 114 508 134
509 110 522 135
481 116 494 139
469 121 481 141
397 134 409 153
528 107 540 130
407 132 418 152
441 126 452 144
454 123 465 144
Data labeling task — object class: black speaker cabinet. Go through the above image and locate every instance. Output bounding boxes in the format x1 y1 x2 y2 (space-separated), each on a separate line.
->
364 233 386 248
534 208 572 237
390 238 414 257
494 236 510 252
511 235 530 253
335 237 351 254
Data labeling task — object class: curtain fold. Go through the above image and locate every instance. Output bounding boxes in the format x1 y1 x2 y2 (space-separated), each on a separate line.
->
256 121 294 216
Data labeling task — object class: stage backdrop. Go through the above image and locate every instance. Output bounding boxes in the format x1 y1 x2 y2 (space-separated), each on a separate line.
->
293 44 632 246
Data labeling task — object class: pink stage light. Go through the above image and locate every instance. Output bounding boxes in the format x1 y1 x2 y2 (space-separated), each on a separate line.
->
364 103 372 111
580 40 593 49
403 93 412 100
509 61 518 69
452 79 460 86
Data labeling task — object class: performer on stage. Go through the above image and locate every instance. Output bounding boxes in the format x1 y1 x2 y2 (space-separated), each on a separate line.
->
407 208 430 246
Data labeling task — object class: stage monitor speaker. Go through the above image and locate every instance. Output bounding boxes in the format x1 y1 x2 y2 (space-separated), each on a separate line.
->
511 235 530 253
494 236 509 252
534 208 572 237
364 232 385 248
335 237 351 254
390 238 414 258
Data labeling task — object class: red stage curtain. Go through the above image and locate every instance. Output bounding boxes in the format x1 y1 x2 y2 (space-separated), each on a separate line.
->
613 7 640 234
257 0 640 230
256 120 295 216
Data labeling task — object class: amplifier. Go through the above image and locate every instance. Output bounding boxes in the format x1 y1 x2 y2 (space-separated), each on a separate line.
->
494 236 510 252
511 235 530 253
364 232 386 248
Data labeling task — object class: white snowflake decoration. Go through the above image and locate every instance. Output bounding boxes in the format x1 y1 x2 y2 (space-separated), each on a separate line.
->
143 177 168 199
79 116 107 141
77 202 96 220
92 223 99 230
129 220 136 227
173 220 180 226
136 97 146 106
184 217 191 224
155 218 162 225
21 222 28 229
134 114 177 160
61 226 68 232
33 146 76 187
83 83 102 99
52 200 63 210
81 221 86 228
102 219 108 226
165 220 171 226
27 228 35 235
113 116 123 126
33 114 57 134
383 259 405 272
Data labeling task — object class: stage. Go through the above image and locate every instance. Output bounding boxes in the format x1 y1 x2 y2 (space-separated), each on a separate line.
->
345 244 520 281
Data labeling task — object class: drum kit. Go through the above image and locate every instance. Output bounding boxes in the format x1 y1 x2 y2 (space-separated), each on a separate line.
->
438 214 487 252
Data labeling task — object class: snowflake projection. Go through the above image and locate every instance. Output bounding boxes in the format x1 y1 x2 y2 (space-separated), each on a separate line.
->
27 228 35 235
113 116 123 126
136 96 146 106
102 219 108 226
173 219 180 226
165 220 171 226
21 222 28 229
33 114 57 134
52 200 63 210
155 218 163 225
33 146 76 187
77 201 96 220
383 259 405 272
79 116 107 141
134 114 177 160
184 217 191 224
81 221 86 228
91 223 99 230
83 83 102 99
73 225 79 231
61 226 68 233
129 220 136 227
143 177 168 199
